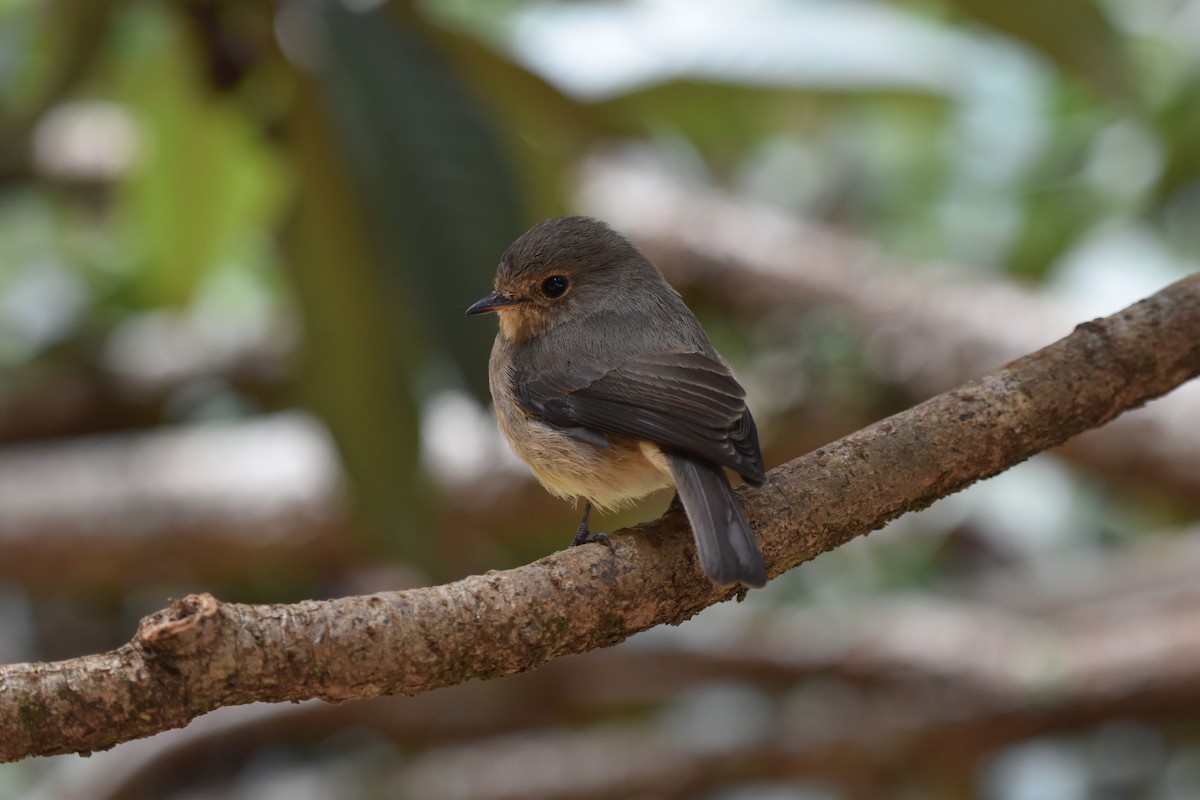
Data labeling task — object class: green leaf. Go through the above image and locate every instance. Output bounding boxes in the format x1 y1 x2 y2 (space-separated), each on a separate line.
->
283 77 432 568
110 4 286 308
420 13 610 224
315 1 526 397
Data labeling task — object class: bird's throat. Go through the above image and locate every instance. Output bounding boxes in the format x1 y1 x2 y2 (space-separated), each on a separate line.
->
497 308 544 345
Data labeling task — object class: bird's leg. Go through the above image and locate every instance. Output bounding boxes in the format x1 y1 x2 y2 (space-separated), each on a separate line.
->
572 501 611 547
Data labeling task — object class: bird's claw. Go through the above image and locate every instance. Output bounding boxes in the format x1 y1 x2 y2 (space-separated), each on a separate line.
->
572 528 611 548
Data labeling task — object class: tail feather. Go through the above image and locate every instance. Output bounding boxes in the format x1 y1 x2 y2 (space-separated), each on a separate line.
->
665 453 767 588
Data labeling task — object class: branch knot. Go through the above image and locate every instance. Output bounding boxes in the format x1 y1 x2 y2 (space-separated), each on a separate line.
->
137 592 222 657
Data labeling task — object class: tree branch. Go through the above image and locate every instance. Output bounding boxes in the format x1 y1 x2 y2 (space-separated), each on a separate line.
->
2 274 1198 762
42 523 1200 799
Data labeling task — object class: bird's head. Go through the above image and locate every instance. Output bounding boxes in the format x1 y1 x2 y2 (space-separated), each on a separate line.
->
466 216 656 343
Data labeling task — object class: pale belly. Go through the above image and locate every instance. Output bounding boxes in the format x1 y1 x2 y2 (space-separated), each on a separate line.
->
495 398 672 513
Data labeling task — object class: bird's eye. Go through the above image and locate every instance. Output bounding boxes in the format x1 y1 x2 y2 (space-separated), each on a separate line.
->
541 275 568 298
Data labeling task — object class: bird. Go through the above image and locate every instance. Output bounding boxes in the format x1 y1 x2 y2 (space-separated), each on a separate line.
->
466 216 768 588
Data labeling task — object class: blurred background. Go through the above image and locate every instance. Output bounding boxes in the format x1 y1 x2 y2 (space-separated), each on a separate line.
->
2 0 1199 797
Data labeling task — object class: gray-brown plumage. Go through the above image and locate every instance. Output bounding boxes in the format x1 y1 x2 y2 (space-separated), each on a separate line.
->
467 216 767 587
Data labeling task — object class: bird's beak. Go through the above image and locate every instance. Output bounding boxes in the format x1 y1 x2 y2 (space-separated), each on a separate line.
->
466 291 523 316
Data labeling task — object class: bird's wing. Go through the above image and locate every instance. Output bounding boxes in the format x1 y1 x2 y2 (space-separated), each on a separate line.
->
513 351 765 484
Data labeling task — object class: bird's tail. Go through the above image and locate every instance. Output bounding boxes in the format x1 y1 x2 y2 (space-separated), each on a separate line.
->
665 453 767 588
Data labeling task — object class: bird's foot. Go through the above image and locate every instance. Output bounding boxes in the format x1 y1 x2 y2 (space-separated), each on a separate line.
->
570 501 613 548
572 528 611 548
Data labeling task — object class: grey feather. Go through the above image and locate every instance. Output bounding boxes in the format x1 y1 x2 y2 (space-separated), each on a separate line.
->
665 452 767 588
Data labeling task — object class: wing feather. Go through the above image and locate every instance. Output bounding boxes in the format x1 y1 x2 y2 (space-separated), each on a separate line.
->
514 351 765 484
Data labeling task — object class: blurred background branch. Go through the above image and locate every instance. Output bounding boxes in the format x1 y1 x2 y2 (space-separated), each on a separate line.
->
1 0 1198 796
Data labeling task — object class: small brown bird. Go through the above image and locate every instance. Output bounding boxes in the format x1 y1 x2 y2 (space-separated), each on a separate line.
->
467 216 767 587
